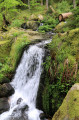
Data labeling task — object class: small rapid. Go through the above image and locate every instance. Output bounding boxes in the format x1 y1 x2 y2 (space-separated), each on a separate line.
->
0 40 51 120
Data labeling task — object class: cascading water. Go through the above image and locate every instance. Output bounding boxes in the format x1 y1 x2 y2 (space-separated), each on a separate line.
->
0 40 51 120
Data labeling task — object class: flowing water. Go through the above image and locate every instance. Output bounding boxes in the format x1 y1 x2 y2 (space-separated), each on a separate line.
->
0 40 51 120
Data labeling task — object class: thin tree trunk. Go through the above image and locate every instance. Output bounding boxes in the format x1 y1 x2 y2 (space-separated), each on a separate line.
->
28 0 30 9
46 0 48 10
73 0 76 8
22 0 26 3
41 0 43 6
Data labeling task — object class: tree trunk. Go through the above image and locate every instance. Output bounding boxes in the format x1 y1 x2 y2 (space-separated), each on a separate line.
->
58 12 72 22
73 0 76 8
22 0 26 3
41 0 43 6
28 0 30 9
49 5 55 13
46 0 48 10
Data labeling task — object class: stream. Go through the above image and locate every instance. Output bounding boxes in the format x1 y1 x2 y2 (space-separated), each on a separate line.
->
0 39 51 120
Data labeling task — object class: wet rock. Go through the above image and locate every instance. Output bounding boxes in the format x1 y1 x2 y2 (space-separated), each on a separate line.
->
40 113 46 120
17 98 23 104
10 115 28 120
21 104 28 112
0 83 14 97
0 98 10 114
21 23 27 29
12 103 28 114
27 21 40 31
11 103 28 120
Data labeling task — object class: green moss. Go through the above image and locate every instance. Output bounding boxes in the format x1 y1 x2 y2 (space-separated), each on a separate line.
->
52 84 79 120
0 26 45 83
0 28 30 79
55 22 67 33
42 28 79 117
0 40 12 63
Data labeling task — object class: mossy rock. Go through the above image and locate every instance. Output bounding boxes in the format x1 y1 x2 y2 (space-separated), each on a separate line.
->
52 83 79 120
0 40 12 63
27 21 40 31
55 22 67 33
29 14 43 21
0 27 45 83
29 14 38 21
42 28 79 117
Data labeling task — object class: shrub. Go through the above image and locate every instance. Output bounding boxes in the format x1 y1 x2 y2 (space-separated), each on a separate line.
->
56 1 71 14
10 19 24 28
38 16 58 32
67 7 79 29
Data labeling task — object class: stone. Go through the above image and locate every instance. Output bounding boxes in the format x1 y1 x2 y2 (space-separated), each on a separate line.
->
0 98 10 114
40 113 46 120
21 23 27 29
27 21 40 31
11 103 28 120
52 83 79 120
29 14 38 21
17 98 23 104
38 14 44 21
0 83 14 97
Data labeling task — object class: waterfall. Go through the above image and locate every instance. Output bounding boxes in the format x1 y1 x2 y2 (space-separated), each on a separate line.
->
0 40 51 120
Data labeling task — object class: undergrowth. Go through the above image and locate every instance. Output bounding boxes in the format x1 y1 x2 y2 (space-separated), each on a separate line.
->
42 28 79 117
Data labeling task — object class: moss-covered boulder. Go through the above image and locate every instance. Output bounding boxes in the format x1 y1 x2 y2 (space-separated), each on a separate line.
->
29 14 38 21
29 14 43 21
38 14 44 21
52 83 79 120
27 21 40 31
55 22 67 33
0 27 46 83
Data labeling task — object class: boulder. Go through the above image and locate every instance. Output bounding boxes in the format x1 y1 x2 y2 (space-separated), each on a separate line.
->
21 23 27 29
11 103 28 120
52 83 79 120
27 21 40 31
55 22 66 33
40 113 46 120
38 14 44 21
0 83 14 97
0 98 10 114
29 14 43 21
29 14 38 21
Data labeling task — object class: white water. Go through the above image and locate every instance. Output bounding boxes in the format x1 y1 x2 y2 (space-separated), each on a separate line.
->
0 40 51 120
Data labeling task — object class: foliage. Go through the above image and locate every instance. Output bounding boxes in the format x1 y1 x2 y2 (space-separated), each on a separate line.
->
0 0 19 15
0 0 27 28
52 84 79 120
0 28 30 82
10 19 24 28
38 16 59 32
56 1 71 14
30 0 40 9
42 28 79 117
66 7 79 29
